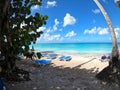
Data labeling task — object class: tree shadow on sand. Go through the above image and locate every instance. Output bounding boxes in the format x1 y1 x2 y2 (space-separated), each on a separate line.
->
6 59 120 90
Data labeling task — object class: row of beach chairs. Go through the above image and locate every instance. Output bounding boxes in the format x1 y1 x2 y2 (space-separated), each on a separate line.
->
32 53 72 65
0 52 72 66
41 53 72 61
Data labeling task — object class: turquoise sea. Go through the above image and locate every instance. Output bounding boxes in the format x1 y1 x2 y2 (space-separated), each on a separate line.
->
30 43 120 54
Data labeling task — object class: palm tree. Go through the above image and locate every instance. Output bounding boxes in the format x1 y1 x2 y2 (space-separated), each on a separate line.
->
93 0 120 69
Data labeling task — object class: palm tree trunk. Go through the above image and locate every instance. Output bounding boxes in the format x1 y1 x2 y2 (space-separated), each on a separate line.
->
94 0 119 68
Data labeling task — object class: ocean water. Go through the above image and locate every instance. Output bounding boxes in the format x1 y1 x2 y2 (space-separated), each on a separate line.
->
30 43 120 54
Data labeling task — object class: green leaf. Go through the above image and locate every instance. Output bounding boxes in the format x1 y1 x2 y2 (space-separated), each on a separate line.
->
36 52 42 59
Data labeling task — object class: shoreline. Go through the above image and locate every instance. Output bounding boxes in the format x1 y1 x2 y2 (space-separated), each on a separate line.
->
30 43 116 55
34 50 111 55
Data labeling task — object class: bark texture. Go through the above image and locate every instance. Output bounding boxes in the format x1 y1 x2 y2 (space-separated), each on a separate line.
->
94 0 119 68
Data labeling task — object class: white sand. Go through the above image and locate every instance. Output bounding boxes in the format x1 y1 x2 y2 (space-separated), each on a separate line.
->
49 54 108 72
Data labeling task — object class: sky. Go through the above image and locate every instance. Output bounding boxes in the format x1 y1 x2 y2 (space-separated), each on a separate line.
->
30 0 120 43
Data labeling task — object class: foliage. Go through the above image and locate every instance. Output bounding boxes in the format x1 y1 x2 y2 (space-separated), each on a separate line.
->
115 0 120 8
0 0 48 72
36 52 42 59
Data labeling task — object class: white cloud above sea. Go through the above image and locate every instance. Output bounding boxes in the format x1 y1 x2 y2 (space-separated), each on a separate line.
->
53 19 60 31
43 33 62 41
63 13 76 27
37 33 64 42
36 13 77 42
47 1 57 8
36 25 120 43
98 28 109 35
84 27 109 35
84 27 120 39
36 26 64 42
92 9 101 14
65 30 77 38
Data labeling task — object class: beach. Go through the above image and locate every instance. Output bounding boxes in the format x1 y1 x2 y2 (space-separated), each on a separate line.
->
6 53 120 90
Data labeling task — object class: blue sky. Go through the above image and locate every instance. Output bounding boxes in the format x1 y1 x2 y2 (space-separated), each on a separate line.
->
31 0 120 43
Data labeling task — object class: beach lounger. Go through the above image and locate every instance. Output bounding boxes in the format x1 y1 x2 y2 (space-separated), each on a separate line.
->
47 54 57 59
41 53 47 57
63 56 72 61
101 55 107 60
35 59 51 65
100 55 107 62
100 55 110 62
58 56 72 61
58 56 66 61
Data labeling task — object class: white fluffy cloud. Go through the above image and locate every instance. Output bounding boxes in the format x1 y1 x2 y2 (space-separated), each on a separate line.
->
65 30 76 38
115 28 120 38
92 9 101 14
44 34 59 41
84 27 97 34
84 27 120 39
63 13 76 27
98 28 109 35
37 27 46 32
37 27 64 42
53 19 60 31
31 5 40 10
84 27 109 35
47 1 57 8
42 33 63 41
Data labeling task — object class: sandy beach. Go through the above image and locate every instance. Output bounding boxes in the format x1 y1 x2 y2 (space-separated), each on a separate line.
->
6 53 119 90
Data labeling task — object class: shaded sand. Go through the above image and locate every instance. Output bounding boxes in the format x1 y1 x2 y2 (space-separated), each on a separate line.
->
6 54 119 90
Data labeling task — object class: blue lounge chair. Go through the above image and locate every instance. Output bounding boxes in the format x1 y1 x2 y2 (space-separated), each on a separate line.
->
64 56 72 61
41 53 47 57
58 56 72 61
47 54 57 59
58 56 66 61
35 59 51 65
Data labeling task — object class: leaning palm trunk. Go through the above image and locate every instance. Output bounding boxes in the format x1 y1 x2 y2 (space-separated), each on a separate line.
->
94 0 120 69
